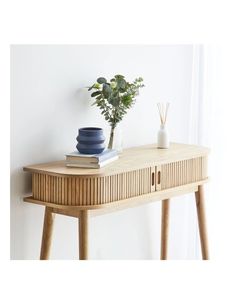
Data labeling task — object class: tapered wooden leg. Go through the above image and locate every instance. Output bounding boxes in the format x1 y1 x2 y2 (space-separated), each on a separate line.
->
160 199 170 260
195 185 209 260
40 207 55 260
79 210 89 260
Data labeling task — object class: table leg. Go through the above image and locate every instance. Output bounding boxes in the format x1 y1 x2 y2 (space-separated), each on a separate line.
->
195 185 209 260
40 207 55 260
79 210 89 260
160 199 170 260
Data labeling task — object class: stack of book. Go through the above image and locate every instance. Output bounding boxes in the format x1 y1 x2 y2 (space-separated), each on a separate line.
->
65 149 118 168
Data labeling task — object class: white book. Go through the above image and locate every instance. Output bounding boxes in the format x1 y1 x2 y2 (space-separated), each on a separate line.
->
65 149 118 163
66 156 119 169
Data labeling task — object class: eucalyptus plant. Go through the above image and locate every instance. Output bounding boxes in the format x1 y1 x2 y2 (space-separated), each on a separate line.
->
88 75 144 149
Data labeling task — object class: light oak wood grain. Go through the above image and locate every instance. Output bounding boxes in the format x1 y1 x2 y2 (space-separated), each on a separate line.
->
23 143 209 177
26 147 208 207
23 143 210 260
40 207 55 260
160 199 170 260
23 180 207 212
79 211 89 260
195 185 209 260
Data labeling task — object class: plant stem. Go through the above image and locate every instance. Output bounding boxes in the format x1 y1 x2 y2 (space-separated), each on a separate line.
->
108 125 115 149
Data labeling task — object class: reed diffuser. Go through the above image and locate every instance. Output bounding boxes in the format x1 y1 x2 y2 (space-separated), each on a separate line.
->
157 102 170 149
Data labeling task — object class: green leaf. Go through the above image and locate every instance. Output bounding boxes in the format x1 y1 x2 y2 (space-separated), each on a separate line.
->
96 94 102 100
91 91 101 97
88 84 95 91
108 96 120 106
97 77 107 84
121 94 132 106
114 74 125 79
102 83 112 98
117 78 126 90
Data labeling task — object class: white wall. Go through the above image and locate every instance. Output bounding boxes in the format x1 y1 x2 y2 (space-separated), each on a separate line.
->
10 45 199 259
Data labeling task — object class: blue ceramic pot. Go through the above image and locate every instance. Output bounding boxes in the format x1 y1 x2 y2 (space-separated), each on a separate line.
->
76 127 105 154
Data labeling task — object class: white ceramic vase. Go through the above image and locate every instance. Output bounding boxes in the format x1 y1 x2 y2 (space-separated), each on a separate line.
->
157 124 169 149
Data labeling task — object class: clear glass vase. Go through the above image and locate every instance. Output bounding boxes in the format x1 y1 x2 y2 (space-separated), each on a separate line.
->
106 125 123 153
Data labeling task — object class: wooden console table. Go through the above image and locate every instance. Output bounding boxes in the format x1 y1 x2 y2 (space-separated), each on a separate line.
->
23 143 209 260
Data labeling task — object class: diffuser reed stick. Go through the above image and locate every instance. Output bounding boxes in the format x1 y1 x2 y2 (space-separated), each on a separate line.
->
157 102 170 149
157 102 170 126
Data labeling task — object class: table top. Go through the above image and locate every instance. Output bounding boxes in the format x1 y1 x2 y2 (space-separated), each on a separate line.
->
23 142 209 177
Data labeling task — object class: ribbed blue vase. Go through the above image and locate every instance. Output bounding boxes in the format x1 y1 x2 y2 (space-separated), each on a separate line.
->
76 127 105 154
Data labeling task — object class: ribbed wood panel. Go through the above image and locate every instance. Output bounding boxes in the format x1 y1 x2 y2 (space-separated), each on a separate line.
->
32 167 152 206
32 156 208 206
161 156 207 190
